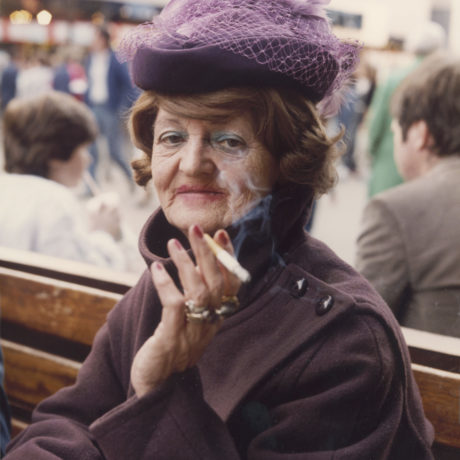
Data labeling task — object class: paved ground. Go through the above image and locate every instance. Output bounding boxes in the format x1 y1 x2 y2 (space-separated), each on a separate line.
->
311 172 367 266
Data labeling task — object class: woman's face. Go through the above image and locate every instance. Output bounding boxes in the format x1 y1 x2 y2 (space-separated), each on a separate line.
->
151 107 279 235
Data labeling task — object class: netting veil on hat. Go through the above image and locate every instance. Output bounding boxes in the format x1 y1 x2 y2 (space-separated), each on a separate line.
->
118 0 361 116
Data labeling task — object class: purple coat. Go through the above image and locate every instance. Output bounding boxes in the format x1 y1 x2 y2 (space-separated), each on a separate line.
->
6 186 434 459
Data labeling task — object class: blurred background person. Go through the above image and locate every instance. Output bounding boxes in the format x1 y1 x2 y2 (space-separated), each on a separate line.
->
0 341 11 458
355 52 460 338
0 90 140 273
84 25 137 188
52 45 88 101
366 21 446 198
0 47 21 111
15 49 53 99
336 52 376 176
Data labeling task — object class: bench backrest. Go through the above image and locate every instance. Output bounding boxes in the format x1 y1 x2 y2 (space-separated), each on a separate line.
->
1 267 122 346
411 363 460 450
1 247 460 452
0 247 136 435
402 327 460 453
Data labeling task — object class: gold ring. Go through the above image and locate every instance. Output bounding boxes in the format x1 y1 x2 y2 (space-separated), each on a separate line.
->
184 300 215 323
215 295 240 318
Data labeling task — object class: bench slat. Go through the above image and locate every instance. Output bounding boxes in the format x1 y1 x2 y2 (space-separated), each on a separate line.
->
2 339 80 412
0 246 137 294
412 363 460 449
403 327 460 373
0 267 120 346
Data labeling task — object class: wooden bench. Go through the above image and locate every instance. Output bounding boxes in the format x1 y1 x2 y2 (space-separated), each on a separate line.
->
402 327 460 457
1 247 460 456
0 247 137 436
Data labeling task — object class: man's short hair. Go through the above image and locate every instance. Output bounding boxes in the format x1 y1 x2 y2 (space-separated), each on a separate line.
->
391 52 460 157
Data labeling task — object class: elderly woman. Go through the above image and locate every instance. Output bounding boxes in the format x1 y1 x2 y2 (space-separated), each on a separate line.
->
5 1 433 459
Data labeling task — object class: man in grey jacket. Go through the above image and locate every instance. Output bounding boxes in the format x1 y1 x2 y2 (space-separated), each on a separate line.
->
356 52 460 338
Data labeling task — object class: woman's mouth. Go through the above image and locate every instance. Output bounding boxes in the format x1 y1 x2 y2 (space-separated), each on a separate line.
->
175 185 226 202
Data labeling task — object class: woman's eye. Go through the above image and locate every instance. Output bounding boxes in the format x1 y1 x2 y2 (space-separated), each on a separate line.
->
223 138 242 148
211 133 247 156
158 131 186 146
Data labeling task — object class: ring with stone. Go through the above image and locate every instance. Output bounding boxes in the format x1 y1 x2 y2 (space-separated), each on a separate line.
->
184 299 215 323
215 295 240 318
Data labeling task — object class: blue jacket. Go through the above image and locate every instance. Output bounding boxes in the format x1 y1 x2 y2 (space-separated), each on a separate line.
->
1 64 18 110
53 64 71 94
85 50 138 113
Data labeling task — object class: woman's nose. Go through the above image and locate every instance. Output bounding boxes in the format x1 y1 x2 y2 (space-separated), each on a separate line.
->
179 138 216 176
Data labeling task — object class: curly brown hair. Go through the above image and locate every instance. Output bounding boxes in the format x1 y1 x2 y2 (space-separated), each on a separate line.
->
3 91 97 178
129 87 341 197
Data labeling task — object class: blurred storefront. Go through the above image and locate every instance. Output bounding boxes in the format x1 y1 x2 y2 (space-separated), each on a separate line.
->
0 0 163 47
328 0 457 83
0 0 457 51
329 0 453 51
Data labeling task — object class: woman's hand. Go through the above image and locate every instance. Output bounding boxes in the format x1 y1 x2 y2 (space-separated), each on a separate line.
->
130 225 241 397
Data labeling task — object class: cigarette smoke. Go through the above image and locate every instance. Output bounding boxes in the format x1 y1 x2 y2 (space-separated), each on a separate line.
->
217 167 285 269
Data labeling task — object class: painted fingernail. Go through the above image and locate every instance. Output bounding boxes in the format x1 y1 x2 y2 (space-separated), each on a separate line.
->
153 261 163 271
193 225 203 239
173 239 183 250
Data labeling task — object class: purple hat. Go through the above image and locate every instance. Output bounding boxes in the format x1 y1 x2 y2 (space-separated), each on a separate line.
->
118 0 360 116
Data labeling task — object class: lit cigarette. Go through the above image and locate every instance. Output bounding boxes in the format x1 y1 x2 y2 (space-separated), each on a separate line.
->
203 234 251 283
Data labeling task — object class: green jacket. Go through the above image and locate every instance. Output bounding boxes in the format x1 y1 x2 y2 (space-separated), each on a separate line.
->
367 59 422 197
